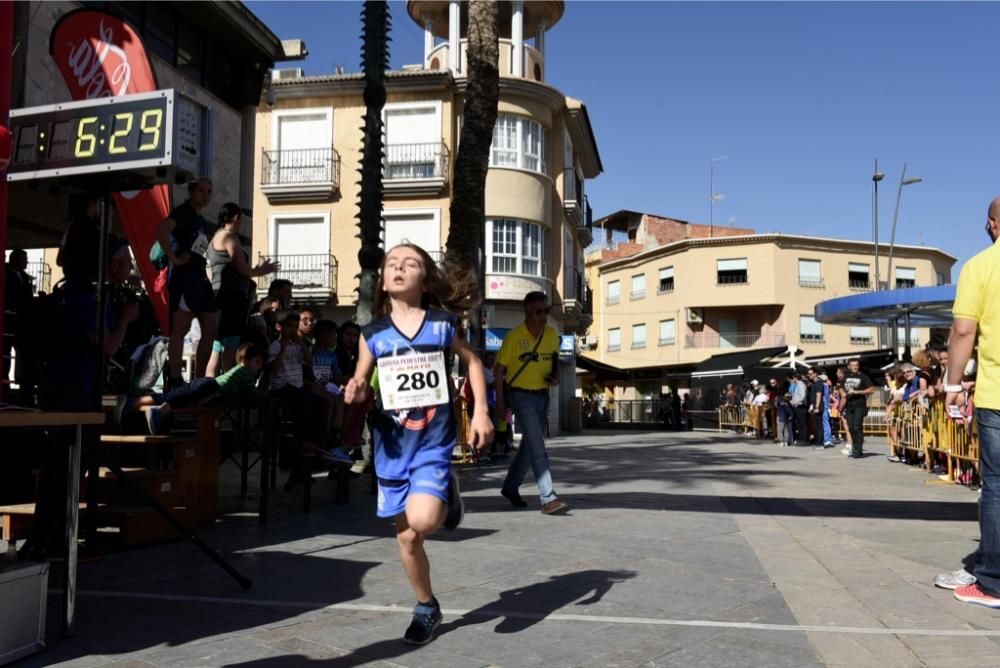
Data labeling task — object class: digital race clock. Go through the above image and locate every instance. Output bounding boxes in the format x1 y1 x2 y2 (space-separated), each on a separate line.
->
6 89 210 185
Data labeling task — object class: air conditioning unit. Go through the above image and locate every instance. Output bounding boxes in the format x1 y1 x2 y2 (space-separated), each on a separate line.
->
686 308 704 324
272 67 305 82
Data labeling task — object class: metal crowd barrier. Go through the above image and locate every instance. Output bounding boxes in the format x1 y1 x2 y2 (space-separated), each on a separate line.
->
718 405 746 432
887 396 979 484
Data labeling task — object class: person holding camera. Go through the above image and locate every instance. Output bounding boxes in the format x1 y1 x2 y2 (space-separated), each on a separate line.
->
494 292 568 515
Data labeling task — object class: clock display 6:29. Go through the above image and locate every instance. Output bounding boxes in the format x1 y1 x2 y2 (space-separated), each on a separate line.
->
11 95 169 171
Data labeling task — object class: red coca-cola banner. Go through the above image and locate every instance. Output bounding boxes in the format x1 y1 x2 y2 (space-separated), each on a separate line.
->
49 9 171 332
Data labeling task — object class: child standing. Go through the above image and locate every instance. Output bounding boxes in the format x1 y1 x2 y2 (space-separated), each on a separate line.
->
344 244 492 646
309 319 353 465
776 393 794 446
268 310 336 474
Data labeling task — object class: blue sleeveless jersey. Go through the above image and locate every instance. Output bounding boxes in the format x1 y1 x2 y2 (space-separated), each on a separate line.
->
363 309 457 480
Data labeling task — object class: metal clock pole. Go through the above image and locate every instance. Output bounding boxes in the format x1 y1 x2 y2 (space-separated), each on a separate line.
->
86 190 110 545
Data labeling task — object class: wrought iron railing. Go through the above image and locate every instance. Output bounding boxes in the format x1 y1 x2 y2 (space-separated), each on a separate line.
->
717 273 749 285
24 261 51 295
261 147 340 187
684 332 786 348
848 277 870 290
261 253 337 294
798 278 825 288
563 167 585 205
384 142 449 180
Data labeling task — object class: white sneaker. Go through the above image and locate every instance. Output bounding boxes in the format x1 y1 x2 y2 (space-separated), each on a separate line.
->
934 568 976 590
841 447 851 456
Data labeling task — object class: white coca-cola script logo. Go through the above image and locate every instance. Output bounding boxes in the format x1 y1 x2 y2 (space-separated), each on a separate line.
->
66 18 132 98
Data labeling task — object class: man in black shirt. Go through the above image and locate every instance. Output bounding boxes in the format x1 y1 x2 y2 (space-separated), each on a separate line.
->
842 358 875 458
805 368 830 447
3 249 33 383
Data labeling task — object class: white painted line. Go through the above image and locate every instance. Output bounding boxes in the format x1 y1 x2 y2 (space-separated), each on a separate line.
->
74 589 1000 638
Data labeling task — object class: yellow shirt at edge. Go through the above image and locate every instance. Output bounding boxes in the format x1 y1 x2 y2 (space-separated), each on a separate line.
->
953 241 1000 409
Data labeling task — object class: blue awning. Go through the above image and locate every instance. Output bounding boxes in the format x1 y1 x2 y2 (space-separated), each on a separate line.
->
485 328 510 352
814 285 956 327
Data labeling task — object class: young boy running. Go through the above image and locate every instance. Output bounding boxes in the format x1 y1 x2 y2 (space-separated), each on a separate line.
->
345 244 492 645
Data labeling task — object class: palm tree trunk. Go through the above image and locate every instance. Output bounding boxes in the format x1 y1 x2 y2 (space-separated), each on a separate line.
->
444 0 499 273
354 1 390 326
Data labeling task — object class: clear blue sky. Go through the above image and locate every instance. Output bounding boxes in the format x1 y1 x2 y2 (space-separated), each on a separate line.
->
248 1 1000 273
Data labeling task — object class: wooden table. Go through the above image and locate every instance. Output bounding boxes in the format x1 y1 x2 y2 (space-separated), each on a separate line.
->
0 411 105 637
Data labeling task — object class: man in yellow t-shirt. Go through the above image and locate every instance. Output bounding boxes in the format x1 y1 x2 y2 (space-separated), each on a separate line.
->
494 291 568 515
947 196 1000 607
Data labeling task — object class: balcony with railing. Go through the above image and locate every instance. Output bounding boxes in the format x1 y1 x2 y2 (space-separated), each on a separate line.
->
260 147 340 201
384 142 450 196
24 261 51 295
581 196 594 246
261 253 338 301
684 332 786 349
562 270 592 325
563 167 585 225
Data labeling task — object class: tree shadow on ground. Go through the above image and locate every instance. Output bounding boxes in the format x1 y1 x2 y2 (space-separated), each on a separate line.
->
223 569 638 667
460 433 822 497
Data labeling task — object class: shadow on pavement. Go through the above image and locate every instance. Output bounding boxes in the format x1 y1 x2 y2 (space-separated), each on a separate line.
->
461 437 824 496
223 569 638 667
27 552 382 666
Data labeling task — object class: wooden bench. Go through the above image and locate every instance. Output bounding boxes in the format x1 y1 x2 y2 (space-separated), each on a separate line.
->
0 503 103 544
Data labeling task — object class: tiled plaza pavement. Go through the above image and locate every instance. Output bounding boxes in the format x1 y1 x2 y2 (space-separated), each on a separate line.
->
15 429 1000 667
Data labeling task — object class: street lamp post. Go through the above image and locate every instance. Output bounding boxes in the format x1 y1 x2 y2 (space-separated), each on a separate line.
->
872 160 885 348
872 160 885 291
710 155 727 236
886 162 922 289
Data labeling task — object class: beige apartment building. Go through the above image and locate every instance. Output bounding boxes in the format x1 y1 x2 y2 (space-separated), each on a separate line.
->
251 0 601 431
583 211 955 399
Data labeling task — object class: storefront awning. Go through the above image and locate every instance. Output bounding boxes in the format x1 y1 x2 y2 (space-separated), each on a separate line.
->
695 346 791 374
575 355 630 380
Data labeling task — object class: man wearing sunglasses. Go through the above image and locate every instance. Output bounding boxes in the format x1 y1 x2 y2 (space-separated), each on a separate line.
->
494 292 569 515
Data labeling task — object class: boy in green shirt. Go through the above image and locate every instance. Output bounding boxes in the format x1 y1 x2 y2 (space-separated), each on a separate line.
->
133 342 266 434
